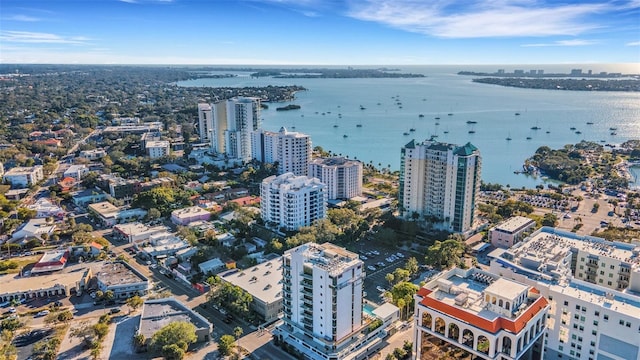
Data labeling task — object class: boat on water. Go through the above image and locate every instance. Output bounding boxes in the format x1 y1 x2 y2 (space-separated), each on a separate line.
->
333 125 338 128
322 113 326 115
575 131 582 134
403 132 410 136
526 136 532 140
443 131 449 134
609 127 618 131
448 113 453 116
343 134 348 138
546 131 551 134
570 127 576 130
410 128 416 132
468 130 475 134
435 122 440 126
360 105 366 110
419 114 425 118
515 112 521 116
586 122 594 125
435 117 440 120
466 121 477 124
506 137 512 141
611 132 617 135
356 124 362 128
531 126 541 130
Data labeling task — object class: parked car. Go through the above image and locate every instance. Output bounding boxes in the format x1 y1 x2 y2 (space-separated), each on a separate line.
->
109 308 121 314
35 310 50 317
367 265 376 271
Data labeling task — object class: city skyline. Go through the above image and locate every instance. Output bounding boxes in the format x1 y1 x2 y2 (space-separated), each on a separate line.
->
1 0 639 65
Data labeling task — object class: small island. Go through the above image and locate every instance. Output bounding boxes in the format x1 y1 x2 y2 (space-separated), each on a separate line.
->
246 67 425 79
276 104 301 111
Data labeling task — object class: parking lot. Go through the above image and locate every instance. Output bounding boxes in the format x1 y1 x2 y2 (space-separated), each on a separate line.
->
346 243 416 304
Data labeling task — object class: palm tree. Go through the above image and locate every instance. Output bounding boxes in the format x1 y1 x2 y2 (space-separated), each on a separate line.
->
233 326 243 357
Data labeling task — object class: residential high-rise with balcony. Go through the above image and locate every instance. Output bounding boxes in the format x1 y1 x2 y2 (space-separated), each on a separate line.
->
252 127 312 176
225 97 260 162
399 140 481 233
308 157 363 200
197 103 213 147
260 173 326 231
276 242 382 360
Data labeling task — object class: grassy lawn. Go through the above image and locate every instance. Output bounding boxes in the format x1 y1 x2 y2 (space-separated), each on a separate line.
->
0 256 40 275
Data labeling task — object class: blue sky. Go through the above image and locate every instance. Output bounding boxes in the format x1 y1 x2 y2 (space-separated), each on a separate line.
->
1 0 639 65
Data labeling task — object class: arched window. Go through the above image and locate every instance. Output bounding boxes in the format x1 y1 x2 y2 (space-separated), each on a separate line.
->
498 299 503 307
485 294 490 302
502 336 512 355
421 312 433 329
492 296 497 305
506 302 510 310
434 317 446 335
462 329 474 348
448 323 460 341
477 335 490 355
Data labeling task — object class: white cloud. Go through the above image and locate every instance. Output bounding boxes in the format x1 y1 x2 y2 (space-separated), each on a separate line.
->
3 15 41 22
346 0 628 38
521 39 598 47
626 41 640 46
0 31 91 45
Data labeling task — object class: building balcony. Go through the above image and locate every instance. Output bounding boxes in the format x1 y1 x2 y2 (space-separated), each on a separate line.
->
585 261 598 268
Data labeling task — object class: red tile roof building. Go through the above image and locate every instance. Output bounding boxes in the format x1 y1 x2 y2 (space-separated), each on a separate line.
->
414 268 549 360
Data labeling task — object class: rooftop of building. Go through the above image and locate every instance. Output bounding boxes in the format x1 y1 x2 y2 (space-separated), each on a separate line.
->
263 172 324 190
145 140 170 148
289 243 360 276
139 298 212 340
491 228 640 277
113 222 169 237
96 261 147 287
549 279 640 318
1 261 102 296
492 216 536 233
3 165 42 175
32 249 69 273
221 257 283 304
88 201 119 217
197 103 212 110
310 156 362 167
171 206 210 217
417 267 548 334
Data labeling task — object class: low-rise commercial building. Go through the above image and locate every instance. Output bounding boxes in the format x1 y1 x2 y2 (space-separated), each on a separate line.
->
138 298 213 344
95 261 149 298
489 216 536 249
170 206 211 226
63 164 89 181
146 140 170 159
0 266 92 302
221 257 283 322
112 222 170 244
32 249 70 274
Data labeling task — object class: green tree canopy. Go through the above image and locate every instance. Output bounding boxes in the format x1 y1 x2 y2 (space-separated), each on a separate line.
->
425 238 466 269
218 334 236 356
150 321 197 353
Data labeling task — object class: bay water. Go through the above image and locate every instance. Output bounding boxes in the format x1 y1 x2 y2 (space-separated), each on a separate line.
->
177 65 640 188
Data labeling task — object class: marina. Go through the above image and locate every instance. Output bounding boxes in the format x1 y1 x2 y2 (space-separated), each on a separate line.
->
178 65 639 188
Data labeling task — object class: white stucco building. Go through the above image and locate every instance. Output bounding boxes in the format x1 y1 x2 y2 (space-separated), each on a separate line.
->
260 173 327 231
252 127 312 176
308 157 363 200
145 140 170 159
2 165 44 188
414 268 549 360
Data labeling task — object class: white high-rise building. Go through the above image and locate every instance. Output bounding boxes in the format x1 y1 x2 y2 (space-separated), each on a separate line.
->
260 173 326 231
253 127 312 176
399 140 481 233
275 243 384 360
308 157 363 200
198 101 228 153
225 97 260 162
197 103 213 146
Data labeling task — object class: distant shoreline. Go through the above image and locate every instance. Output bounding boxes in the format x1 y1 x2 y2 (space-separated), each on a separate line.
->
471 78 640 92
